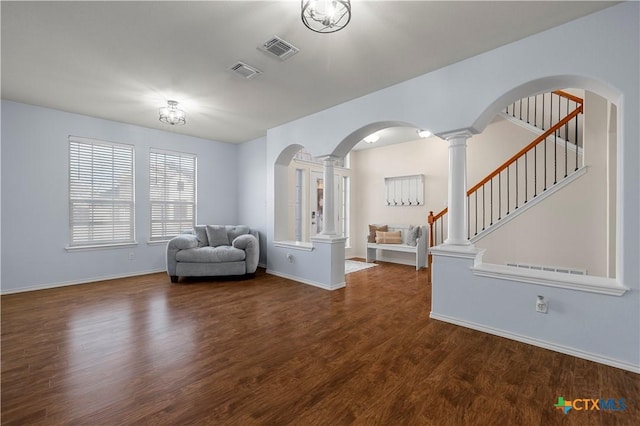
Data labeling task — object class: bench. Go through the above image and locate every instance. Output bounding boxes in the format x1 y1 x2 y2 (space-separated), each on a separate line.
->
366 224 427 270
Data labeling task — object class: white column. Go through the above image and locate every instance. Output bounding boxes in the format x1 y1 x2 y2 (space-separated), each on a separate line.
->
321 156 337 235
444 130 473 246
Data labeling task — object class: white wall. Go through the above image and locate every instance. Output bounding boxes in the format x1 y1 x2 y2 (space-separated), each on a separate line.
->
265 3 639 369
350 136 447 264
237 136 268 267
1 101 238 293
478 93 611 277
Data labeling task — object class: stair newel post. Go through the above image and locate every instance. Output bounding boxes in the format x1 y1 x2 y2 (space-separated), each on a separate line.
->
427 211 435 281
428 211 435 247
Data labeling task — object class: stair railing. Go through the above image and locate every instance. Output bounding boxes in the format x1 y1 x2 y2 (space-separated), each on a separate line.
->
427 91 583 279
505 90 583 146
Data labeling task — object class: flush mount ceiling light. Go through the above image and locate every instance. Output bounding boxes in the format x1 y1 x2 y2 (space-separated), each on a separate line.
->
159 100 186 126
417 129 432 138
301 0 351 33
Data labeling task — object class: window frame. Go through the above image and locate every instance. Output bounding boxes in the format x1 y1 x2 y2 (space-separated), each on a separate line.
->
67 136 136 250
148 148 197 242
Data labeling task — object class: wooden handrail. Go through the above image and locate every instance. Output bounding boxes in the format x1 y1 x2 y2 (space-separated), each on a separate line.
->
429 97 583 225
553 90 583 105
467 104 582 194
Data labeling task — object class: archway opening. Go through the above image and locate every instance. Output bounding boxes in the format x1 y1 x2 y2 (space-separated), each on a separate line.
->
463 78 620 279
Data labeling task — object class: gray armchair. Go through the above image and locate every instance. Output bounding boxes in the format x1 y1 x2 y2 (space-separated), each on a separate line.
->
166 225 259 283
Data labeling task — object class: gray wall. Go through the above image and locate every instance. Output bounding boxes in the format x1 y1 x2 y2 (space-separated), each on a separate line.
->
1 101 238 292
237 136 267 267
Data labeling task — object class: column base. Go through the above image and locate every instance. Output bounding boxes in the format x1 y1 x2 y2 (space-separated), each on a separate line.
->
443 238 473 246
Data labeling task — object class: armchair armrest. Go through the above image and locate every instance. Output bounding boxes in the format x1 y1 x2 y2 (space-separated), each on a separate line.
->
168 234 198 250
232 234 259 274
166 234 198 277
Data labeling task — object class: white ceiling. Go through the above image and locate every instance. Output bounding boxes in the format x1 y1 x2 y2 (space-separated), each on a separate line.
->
1 1 616 145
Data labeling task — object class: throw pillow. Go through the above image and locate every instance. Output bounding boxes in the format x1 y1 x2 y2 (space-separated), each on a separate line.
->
407 225 421 247
375 230 402 244
206 225 230 247
368 224 388 243
226 225 251 242
193 225 209 247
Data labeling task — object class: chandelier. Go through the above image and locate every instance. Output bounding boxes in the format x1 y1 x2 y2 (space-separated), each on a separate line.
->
301 0 351 33
159 100 186 126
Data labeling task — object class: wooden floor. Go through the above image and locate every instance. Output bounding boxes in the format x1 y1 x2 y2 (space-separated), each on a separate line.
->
1 263 638 425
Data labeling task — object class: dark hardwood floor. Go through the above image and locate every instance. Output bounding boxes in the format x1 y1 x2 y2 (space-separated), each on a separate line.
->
1 262 638 425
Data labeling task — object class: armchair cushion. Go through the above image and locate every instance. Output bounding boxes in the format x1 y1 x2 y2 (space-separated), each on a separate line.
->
176 246 246 263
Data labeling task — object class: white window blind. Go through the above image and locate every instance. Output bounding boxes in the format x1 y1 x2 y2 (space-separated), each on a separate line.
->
69 137 135 247
149 149 197 241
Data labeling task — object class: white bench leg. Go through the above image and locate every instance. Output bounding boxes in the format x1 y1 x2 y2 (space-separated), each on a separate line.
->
366 246 376 263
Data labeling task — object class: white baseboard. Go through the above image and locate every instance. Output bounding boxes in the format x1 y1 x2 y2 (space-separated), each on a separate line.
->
266 269 345 291
1 268 167 295
430 312 640 374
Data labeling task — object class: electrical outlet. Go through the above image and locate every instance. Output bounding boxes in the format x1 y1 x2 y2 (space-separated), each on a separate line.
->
536 295 548 314
128 252 135 261
286 253 294 263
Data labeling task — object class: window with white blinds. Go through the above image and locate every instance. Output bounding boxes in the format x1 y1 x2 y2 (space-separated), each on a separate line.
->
149 149 197 241
69 137 135 247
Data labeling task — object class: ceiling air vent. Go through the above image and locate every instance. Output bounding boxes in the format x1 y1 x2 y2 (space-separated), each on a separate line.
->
229 62 262 79
259 36 299 61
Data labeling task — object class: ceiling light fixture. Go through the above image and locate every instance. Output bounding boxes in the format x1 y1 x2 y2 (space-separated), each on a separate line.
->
418 129 432 138
159 100 186 126
364 133 379 144
301 0 351 33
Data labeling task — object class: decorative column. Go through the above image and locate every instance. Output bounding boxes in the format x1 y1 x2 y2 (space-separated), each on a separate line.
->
443 130 473 246
320 156 337 236
311 155 347 290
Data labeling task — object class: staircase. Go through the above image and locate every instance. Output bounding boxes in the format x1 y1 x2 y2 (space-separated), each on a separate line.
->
427 90 585 272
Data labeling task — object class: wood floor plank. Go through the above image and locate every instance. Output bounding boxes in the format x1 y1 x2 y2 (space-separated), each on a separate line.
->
2 263 638 425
